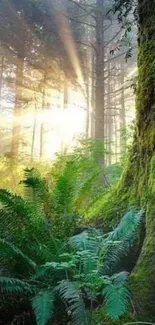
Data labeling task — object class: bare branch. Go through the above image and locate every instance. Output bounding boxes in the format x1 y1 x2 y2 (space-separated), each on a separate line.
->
62 13 96 27
105 29 122 47
68 0 96 20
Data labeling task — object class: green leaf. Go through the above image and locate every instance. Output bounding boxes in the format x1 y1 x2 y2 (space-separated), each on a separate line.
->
0 238 36 271
32 290 55 325
0 276 33 294
102 271 129 320
57 280 88 325
108 209 144 242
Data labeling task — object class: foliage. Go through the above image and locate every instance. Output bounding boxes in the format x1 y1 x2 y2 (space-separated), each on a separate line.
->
50 139 122 217
0 139 123 239
57 280 87 325
0 208 143 325
102 271 129 320
0 141 142 325
0 155 24 195
32 290 55 325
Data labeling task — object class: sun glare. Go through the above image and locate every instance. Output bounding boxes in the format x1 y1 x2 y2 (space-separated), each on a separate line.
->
16 86 87 159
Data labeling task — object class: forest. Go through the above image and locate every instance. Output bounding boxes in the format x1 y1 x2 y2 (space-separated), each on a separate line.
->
0 0 154 324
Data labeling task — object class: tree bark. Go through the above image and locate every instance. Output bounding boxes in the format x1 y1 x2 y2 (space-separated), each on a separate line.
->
94 0 105 140
31 94 37 162
91 47 95 138
11 54 24 156
93 0 155 320
119 58 126 156
107 61 113 165
118 0 155 320
0 55 4 110
86 79 90 138
40 72 46 160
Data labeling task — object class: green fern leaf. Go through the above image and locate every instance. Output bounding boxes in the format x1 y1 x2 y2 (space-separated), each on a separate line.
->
102 271 129 320
0 276 33 294
32 290 55 325
57 280 88 325
0 238 36 271
100 209 144 275
109 209 144 242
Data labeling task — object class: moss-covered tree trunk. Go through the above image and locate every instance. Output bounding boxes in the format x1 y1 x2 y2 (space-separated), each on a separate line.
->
119 0 155 320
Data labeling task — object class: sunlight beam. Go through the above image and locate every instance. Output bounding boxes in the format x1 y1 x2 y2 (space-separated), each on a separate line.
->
51 0 86 94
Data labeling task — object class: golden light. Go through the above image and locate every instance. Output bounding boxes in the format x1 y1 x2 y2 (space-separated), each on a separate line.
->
11 86 87 160
52 0 86 94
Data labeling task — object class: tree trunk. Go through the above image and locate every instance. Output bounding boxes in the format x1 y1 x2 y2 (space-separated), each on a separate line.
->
86 79 90 138
94 0 105 140
94 0 155 320
118 0 155 320
114 110 118 162
0 56 4 110
91 48 95 138
40 72 46 160
107 61 113 165
64 79 68 109
31 95 37 162
120 59 126 156
11 54 24 156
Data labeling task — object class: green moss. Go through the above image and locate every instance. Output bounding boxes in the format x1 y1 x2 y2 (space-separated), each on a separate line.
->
130 199 155 320
85 187 129 229
92 306 134 325
87 1 155 319
87 2 155 320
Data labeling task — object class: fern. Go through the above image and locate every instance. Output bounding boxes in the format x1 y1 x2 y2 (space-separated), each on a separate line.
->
102 271 130 320
22 168 51 219
70 231 89 251
32 290 55 325
57 280 88 325
0 238 36 271
70 229 102 254
100 209 144 275
0 207 143 323
0 189 34 219
108 209 144 242
0 189 38 244
73 170 101 211
32 260 76 280
0 276 33 294
100 239 130 275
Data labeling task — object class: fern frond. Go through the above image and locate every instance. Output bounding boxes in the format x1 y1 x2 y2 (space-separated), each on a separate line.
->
32 260 76 280
32 290 55 325
70 231 89 251
102 271 129 320
0 238 36 271
0 276 33 294
108 209 144 242
100 240 130 275
57 280 88 325
0 189 33 218
22 168 50 217
100 209 144 275
0 189 38 243
73 171 100 210
70 230 102 255
52 159 79 214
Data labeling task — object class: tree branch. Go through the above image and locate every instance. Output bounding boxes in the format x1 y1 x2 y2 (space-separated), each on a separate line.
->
105 29 122 47
63 13 96 28
68 0 96 20
105 45 137 63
